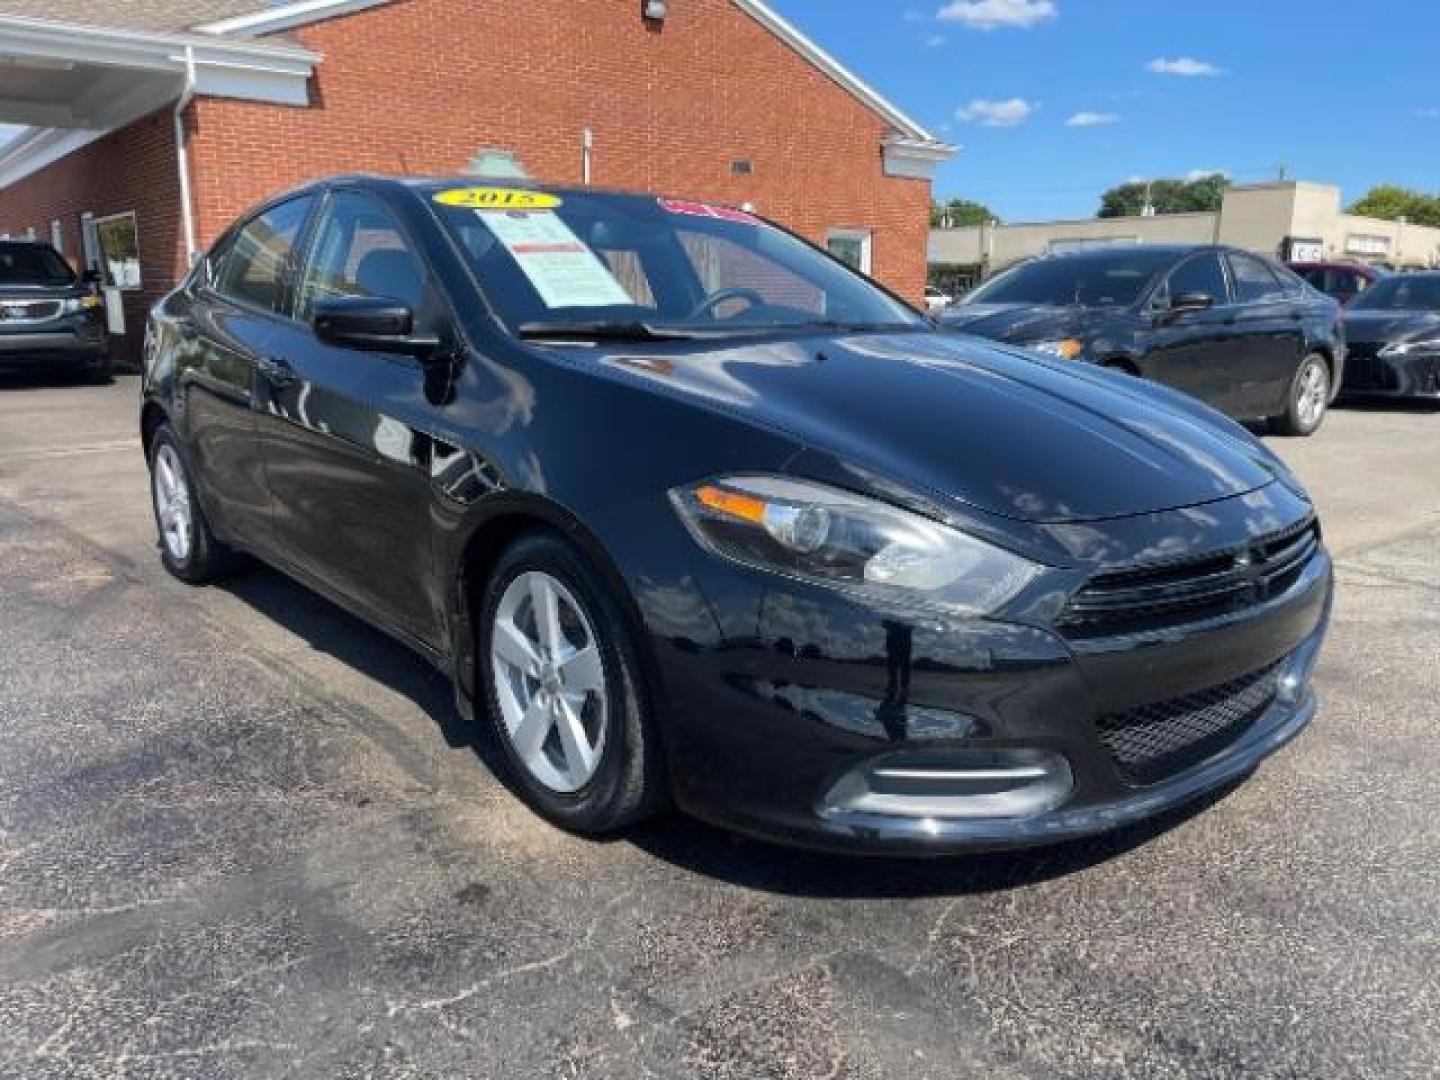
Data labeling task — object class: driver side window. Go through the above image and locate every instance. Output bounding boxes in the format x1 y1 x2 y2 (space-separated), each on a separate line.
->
296 191 427 323
1163 253 1229 307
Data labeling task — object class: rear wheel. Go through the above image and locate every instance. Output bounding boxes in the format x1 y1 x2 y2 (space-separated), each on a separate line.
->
1273 353 1330 436
148 425 236 583
477 532 665 834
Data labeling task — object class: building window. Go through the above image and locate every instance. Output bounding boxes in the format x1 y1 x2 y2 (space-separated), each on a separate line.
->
93 211 142 290
1345 233 1390 256
826 229 872 275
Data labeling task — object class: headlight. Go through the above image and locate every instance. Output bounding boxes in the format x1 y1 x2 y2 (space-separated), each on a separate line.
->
1027 338 1083 360
1379 339 1439 357
670 476 1042 616
60 295 102 315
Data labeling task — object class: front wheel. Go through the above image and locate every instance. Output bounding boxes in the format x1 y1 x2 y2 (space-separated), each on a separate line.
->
477 531 666 834
1272 353 1330 436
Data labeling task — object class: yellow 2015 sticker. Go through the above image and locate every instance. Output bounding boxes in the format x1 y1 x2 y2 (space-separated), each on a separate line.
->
432 187 562 210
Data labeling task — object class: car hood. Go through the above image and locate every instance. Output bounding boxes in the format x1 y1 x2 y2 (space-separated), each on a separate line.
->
1343 309 1440 344
937 302 1092 343
587 330 1280 524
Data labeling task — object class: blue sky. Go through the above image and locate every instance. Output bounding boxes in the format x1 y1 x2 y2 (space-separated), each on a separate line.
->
767 0 1440 221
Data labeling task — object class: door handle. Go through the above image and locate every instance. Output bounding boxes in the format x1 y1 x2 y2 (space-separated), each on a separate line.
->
255 355 297 387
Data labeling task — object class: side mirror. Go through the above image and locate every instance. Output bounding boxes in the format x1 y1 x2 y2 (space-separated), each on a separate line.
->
1169 291 1214 314
313 295 440 357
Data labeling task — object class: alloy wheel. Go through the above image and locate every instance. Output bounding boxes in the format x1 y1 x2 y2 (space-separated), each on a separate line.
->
490 570 608 793
152 444 193 561
1297 360 1329 429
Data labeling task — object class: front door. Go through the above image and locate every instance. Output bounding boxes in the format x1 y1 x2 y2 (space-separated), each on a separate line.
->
1143 252 1248 414
256 189 447 648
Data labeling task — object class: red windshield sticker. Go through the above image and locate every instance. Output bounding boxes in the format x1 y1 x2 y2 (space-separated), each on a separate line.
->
658 198 761 225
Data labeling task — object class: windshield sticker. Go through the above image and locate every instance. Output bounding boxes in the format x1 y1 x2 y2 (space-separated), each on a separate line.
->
478 210 633 309
434 187 562 210
658 198 761 225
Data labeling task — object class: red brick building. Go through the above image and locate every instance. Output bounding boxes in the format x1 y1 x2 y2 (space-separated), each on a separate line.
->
0 0 953 363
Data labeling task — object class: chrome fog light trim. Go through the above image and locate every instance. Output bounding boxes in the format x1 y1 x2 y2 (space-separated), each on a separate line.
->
822 747 1073 821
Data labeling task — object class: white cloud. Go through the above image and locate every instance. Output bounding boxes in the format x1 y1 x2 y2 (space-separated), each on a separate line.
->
936 0 1056 30
1066 111 1118 127
1147 56 1222 76
920 32 947 46
1185 168 1229 181
956 97 1038 126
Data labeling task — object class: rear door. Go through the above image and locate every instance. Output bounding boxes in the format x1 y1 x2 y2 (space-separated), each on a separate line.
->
255 188 449 648
1142 251 1247 412
1225 251 1304 417
181 195 316 551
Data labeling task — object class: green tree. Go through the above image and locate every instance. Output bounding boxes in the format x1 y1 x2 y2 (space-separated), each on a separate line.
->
931 197 998 228
1097 173 1229 218
1347 185 1440 228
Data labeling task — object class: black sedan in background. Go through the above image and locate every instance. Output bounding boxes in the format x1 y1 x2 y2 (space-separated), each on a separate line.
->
939 245 1344 435
1340 272 1440 401
140 177 1331 853
0 240 109 379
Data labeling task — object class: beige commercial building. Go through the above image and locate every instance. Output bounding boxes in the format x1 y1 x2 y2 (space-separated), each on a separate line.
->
929 181 1440 289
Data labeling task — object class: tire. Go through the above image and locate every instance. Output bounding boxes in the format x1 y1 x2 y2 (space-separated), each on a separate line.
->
1272 353 1331 436
148 424 236 584
476 531 666 834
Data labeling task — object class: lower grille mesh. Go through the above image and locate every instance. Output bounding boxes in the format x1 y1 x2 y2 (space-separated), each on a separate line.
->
1097 659 1284 783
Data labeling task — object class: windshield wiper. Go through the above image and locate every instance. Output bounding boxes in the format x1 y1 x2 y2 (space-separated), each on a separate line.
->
517 320 712 342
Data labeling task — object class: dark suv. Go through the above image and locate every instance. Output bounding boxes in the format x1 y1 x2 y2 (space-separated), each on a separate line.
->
940 245 1344 435
0 241 109 379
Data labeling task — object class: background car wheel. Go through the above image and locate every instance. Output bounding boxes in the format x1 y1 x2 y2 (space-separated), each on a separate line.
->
148 425 236 584
1273 354 1330 436
477 531 666 834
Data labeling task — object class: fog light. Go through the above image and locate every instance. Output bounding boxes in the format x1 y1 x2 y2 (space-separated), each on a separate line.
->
822 747 1072 821
1276 633 1324 705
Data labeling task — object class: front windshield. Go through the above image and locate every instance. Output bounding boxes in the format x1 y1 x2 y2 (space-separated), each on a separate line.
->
1348 275 1440 312
964 249 1176 308
429 187 925 336
0 243 74 286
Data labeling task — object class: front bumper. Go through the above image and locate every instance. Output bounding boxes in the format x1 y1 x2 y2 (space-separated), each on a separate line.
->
645 497 1333 855
1340 346 1440 400
0 325 108 365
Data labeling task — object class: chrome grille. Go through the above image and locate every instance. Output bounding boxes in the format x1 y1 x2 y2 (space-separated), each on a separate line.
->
0 299 63 323
1097 659 1284 783
1058 519 1320 638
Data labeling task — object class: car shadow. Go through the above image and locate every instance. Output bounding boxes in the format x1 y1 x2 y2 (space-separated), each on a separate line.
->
216 562 1238 898
0 367 121 391
1332 397 1440 414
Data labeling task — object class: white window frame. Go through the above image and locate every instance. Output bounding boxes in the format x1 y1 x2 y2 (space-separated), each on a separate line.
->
826 228 873 275
49 219 63 254
93 210 142 291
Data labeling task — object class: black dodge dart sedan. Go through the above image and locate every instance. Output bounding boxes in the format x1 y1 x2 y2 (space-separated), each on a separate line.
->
939 245 1344 435
140 176 1333 853
1339 271 1440 401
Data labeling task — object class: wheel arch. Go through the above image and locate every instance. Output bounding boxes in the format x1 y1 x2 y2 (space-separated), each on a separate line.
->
447 495 657 715
1100 354 1142 376
139 399 170 461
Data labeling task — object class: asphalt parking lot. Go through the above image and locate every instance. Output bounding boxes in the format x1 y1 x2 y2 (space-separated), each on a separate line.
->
0 372 1436 1079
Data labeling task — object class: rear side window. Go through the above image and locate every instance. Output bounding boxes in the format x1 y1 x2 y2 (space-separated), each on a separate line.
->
1227 252 1287 303
295 191 428 320
1164 254 1229 305
0 243 74 286
214 196 316 313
